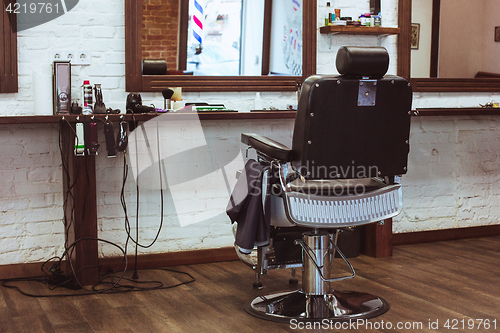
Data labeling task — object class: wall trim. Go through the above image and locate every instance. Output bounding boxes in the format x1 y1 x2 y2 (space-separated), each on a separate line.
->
3 226 499 280
0 247 238 280
393 225 500 246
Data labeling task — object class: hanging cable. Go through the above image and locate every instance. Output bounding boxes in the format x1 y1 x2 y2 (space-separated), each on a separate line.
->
1 114 191 298
123 109 165 249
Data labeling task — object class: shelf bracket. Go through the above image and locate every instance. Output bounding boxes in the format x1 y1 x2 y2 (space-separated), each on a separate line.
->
377 34 390 46
328 32 340 50
327 32 392 49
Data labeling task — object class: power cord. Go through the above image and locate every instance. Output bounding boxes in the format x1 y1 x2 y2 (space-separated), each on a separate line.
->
1 266 195 298
123 109 165 281
0 117 194 298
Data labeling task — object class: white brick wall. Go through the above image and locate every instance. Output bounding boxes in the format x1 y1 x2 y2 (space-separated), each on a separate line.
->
0 124 65 264
0 0 499 265
395 116 500 232
95 117 294 257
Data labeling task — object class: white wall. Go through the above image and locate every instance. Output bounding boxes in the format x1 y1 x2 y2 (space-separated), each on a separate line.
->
1 0 500 265
481 0 500 75
0 124 64 264
317 0 400 75
411 0 500 79
438 0 484 78
240 0 265 75
410 0 433 78
397 116 500 232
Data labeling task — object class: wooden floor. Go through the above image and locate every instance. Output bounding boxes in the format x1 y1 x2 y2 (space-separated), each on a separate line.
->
1 236 499 332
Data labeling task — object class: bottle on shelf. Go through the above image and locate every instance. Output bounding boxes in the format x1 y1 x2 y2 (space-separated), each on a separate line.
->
82 80 93 115
325 2 333 26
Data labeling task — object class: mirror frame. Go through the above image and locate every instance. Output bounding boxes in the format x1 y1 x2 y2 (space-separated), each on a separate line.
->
405 0 500 92
0 0 18 93
125 0 317 92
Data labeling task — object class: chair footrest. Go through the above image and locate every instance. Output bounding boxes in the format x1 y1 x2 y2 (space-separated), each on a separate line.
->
283 185 402 228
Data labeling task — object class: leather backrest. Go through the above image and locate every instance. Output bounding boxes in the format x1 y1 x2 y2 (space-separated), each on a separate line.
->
291 47 412 180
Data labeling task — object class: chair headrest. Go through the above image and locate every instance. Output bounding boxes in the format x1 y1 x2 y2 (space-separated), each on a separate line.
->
142 59 167 75
336 46 389 78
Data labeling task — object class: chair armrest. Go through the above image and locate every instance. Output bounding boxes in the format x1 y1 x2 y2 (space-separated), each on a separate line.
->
241 133 292 162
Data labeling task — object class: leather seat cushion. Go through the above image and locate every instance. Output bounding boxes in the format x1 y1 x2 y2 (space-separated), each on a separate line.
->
289 178 386 196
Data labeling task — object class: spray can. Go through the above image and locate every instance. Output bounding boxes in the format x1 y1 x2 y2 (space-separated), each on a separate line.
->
82 80 93 115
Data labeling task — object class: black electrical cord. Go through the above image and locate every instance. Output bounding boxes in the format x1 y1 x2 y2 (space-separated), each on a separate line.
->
123 108 165 249
59 118 91 268
2 114 192 298
118 108 165 282
59 120 79 251
60 120 78 270
1 266 195 298
130 109 140 280
122 108 165 282
129 105 163 280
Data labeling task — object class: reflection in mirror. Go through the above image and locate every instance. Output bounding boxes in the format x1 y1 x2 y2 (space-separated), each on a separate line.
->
410 0 432 78
411 0 500 79
141 0 303 77
142 1 183 73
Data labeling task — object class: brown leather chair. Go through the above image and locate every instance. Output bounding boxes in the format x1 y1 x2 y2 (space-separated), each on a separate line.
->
231 46 412 323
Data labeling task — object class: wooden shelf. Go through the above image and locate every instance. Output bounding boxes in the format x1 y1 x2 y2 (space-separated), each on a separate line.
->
413 108 500 116
410 78 500 93
0 111 297 124
6 108 500 122
319 25 400 35
0 114 154 124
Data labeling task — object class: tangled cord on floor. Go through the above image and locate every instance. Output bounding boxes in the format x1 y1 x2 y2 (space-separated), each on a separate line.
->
1 265 195 298
0 118 195 298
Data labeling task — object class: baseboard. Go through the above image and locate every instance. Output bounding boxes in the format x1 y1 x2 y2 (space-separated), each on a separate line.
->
0 247 238 280
3 226 499 280
99 247 239 272
393 225 500 246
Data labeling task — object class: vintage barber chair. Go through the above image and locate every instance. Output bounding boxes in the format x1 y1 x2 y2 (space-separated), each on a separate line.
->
230 46 412 322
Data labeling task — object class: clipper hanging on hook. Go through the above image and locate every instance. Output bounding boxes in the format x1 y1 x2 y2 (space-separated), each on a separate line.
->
116 116 128 152
104 117 116 158
74 118 85 156
87 118 100 155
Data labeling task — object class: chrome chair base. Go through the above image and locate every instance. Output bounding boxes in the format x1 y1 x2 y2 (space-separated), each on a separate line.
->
244 289 389 323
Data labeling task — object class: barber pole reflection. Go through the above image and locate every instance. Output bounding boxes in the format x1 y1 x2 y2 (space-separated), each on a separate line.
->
193 0 204 45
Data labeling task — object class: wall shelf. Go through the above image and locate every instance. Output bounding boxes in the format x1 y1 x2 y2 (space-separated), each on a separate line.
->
319 26 400 35
319 26 401 48
413 108 500 116
0 111 297 124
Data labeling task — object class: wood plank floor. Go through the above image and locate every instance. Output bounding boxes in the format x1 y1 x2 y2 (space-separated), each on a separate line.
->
1 236 499 332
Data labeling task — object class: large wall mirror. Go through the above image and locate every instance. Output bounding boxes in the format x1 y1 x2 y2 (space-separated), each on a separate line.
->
408 0 500 92
125 0 317 92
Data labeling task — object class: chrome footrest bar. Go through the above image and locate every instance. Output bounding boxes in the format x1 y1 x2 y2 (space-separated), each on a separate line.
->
295 237 355 283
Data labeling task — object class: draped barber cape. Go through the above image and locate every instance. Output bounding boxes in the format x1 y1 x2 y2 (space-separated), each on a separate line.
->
226 159 271 254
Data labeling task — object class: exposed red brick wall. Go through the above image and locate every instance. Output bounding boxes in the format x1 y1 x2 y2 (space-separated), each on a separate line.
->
142 0 179 70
